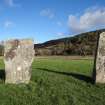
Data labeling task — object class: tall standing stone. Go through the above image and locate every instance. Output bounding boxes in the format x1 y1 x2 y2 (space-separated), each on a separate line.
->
4 39 35 84
94 32 105 83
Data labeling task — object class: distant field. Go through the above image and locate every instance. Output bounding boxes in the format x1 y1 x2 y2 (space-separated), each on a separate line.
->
35 55 94 60
0 56 105 105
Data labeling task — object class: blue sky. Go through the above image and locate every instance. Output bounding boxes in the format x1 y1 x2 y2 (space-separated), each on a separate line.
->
0 0 105 43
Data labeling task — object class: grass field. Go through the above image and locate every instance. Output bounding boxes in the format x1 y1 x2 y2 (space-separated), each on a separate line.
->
0 56 105 105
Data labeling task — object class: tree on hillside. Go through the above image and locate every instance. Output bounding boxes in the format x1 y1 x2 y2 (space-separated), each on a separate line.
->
0 45 4 56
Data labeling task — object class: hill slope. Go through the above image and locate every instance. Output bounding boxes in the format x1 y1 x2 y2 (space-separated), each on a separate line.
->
35 29 105 56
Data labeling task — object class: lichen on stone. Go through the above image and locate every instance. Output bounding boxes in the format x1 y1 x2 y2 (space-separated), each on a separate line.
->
94 32 105 83
5 39 20 60
4 39 35 84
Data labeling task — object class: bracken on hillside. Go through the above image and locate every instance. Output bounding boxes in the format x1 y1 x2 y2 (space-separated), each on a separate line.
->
35 29 105 56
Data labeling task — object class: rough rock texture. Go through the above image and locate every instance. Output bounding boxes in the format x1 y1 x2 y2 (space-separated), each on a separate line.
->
95 32 105 83
4 39 35 84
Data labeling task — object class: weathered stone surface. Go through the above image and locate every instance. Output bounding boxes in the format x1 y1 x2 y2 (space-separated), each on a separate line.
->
4 39 35 84
94 32 105 83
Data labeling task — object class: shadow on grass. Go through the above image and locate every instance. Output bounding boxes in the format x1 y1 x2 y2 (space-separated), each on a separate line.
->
0 69 5 81
36 68 93 83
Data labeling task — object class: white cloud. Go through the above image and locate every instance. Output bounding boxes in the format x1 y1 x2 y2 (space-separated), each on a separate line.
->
40 8 54 19
57 32 64 36
5 0 20 7
5 0 14 7
57 21 63 26
56 32 67 38
4 20 14 28
68 7 105 34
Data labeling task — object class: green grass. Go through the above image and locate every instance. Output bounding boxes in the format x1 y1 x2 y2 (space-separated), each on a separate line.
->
0 57 105 105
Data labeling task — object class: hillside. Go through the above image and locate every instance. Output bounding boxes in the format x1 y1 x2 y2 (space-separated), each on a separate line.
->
35 29 105 56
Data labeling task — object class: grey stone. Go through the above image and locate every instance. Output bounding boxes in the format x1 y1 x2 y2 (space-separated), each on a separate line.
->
94 32 105 83
4 39 35 84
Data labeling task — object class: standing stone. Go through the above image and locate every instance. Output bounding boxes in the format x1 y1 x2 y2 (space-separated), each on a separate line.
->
4 39 35 84
94 32 105 83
